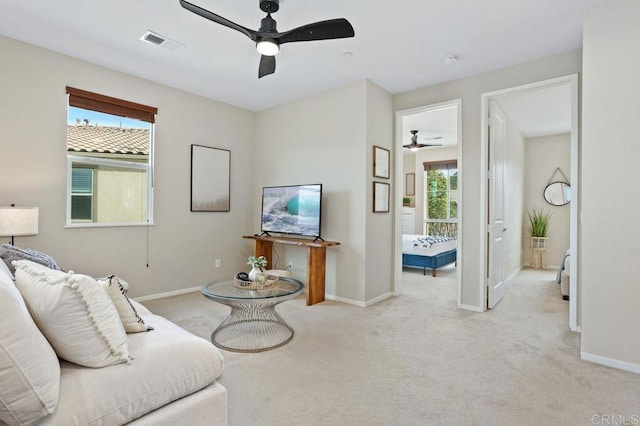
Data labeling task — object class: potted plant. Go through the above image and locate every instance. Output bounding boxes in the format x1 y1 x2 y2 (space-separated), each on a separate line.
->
403 197 411 206
528 208 552 248
247 255 268 281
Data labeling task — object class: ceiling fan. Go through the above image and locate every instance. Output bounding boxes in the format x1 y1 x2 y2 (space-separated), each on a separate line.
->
403 130 443 151
179 0 355 78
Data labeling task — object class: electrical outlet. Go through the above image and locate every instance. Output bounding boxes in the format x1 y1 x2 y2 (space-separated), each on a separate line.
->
215 259 221 268
286 261 293 270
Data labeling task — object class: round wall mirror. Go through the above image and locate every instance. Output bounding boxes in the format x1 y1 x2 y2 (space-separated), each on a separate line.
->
544 182 570 206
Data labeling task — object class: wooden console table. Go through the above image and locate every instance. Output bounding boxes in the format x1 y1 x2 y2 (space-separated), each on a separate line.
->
243 235 341 306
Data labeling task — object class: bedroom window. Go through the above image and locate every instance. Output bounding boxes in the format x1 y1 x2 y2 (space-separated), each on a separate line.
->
66 87 157 227
424 161 458 237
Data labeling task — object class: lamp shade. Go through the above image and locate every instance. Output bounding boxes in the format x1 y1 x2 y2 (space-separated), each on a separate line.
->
0 207 39 237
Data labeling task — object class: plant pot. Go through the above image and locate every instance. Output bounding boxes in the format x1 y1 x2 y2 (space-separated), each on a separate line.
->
248 267 262 281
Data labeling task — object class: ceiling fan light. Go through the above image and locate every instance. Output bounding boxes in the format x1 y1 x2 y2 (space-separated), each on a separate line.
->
257 39 279 56
410 146 420 152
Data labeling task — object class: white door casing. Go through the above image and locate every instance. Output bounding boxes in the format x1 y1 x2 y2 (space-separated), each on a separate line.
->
480 74 579 329
487 100 507 309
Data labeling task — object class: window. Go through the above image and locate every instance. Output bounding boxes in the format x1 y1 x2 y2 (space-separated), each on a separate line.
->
424 161 458 237
71 168 94 221
66 87 157 226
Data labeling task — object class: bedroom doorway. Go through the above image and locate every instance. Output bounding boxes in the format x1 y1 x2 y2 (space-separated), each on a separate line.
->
480 74 579 331
393 99 462 305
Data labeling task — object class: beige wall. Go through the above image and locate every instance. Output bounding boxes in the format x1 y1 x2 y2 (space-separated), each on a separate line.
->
581 0 640 369
0 35 256 298
395 49 582 309
364 81 394 302
254 80 393 305
523 134 570 269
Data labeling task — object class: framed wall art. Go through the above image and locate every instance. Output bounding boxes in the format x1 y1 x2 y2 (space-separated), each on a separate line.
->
190 144 230 212
406 173 415 196
373 146 390 179
373 181 390 213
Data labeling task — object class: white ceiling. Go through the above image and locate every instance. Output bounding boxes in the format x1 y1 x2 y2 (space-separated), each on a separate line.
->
402 105 458 149
0 0 604 111
496 84 572 138
401 82 571 156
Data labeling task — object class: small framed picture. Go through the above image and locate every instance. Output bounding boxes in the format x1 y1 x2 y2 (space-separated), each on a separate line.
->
373 182 390 213
373 146 390 179
406 173 415 196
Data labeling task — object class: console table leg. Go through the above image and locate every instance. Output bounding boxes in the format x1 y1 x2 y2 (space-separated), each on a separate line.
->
254 240 273 268
307 246 327 305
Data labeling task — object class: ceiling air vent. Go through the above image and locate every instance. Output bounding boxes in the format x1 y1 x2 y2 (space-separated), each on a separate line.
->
140 30 184 51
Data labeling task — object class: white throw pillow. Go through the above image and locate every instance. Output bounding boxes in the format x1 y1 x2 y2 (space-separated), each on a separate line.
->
98 275 153 333
0 266 60 426
13 260 131 368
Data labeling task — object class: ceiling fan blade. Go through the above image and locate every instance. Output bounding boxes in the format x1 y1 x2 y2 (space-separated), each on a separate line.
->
180 0 257 41
278 18 354 44
258 55 276 78
403 143 443 149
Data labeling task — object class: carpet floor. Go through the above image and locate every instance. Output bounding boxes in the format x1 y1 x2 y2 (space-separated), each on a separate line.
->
142 266 640 426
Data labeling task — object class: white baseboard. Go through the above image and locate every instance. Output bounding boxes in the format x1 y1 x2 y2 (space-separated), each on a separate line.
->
135 286 200 302
505 266 522 283
364 292 394 306
324 294 365 307
581 352 640 375
458 303 484 313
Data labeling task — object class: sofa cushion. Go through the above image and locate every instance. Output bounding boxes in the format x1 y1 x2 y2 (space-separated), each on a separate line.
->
13 260 131 368
39 314 225 425
0 263 60 426
0 244 60 275
98 275 153 333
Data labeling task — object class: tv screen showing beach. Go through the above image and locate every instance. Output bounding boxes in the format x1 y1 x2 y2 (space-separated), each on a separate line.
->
261 184 322 237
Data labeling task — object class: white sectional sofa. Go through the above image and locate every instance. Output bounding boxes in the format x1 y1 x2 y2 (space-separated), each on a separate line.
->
0 258 227 426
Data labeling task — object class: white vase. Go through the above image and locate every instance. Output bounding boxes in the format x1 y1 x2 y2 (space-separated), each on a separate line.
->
248 267 262 281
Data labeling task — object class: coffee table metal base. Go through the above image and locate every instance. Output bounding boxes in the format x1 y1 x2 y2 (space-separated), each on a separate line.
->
211 300 294 353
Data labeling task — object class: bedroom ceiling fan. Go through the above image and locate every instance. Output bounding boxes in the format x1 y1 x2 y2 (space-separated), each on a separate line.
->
403 130 443 151
179 0 355 78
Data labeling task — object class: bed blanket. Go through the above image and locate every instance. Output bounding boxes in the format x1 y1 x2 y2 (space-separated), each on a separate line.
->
413 235 454 249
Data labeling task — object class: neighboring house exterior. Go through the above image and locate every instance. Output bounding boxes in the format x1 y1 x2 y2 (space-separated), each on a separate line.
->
67 124 149 224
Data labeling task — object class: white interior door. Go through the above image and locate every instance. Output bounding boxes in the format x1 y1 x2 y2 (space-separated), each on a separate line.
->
487 100 506 308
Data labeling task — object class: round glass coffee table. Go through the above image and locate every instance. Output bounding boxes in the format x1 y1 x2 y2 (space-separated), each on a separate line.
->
201 277 303 353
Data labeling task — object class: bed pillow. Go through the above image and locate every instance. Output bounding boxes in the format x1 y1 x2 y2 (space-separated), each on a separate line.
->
0 264 60 426
98 275 153 333
13 260 131 368
0 243 61 275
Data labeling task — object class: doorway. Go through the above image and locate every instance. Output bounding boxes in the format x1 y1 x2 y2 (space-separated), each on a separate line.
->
393 99 462 305
481 74 579 331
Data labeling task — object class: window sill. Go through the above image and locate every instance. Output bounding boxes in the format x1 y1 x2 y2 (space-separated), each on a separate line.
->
64 221 155 229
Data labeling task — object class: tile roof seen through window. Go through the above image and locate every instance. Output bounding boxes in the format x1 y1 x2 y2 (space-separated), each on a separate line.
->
67 124 149 155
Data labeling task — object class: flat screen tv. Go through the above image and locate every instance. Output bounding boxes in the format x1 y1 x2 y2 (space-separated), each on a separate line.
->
261 184 322 238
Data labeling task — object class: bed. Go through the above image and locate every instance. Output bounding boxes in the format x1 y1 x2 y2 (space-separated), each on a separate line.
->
402 234 457 277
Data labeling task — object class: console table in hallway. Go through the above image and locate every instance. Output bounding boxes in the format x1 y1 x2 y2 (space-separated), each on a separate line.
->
243 235 341 306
